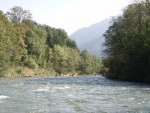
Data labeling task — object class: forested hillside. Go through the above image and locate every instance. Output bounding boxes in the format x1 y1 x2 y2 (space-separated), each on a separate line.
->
0 6 102 76
103 0 150 82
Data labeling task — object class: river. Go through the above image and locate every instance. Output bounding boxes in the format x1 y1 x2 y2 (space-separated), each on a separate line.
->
0 76 150 113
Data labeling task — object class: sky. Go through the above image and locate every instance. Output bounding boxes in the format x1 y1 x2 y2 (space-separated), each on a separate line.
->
0 0 131 35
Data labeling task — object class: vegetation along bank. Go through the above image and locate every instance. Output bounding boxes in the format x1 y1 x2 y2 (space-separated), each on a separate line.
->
0 6 103 77
103 0 150 82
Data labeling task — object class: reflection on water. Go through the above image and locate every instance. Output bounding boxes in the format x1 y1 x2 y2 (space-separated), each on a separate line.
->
0 76 150 113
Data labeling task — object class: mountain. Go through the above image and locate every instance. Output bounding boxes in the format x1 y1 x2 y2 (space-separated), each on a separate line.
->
78 37 105 57
70 18 111 57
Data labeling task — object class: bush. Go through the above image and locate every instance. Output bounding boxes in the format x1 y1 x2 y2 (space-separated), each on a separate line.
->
25 56 39 70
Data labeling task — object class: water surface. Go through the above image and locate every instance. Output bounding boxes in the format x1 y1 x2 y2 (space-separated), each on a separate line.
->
0 76 150 113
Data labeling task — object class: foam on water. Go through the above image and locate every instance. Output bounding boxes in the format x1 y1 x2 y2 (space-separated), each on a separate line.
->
32 85 71 94
33 86 50 92
54 86 70 90
0 95 10 100
31 109 49 113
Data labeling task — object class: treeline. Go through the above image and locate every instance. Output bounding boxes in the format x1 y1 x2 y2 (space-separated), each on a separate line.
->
0 6 102 76
103 0 150 82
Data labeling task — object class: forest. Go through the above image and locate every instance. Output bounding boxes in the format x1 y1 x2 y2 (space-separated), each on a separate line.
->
0 6 102 77
103 0 150 82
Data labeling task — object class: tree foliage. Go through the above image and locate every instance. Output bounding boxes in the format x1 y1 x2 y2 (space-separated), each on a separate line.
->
6 6 32 24
0 6 102 76
45 25 78 50
80 50 102 74
103 0 150 82
48 45 81 74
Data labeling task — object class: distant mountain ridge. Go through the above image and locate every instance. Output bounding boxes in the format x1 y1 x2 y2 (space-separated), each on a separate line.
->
69 18 111 57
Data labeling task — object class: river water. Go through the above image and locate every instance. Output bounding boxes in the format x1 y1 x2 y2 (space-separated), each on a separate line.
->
0 76 150 113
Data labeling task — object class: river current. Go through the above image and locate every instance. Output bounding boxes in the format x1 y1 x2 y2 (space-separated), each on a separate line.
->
0 76 150 113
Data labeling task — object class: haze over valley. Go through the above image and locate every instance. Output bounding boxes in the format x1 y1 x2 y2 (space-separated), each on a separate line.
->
70 18 111 57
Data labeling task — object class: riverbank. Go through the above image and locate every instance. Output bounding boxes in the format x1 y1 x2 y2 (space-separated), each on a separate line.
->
0 67 80 77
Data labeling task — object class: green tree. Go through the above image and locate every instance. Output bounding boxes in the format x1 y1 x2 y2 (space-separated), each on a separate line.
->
103 0 150 82
49 45 68 74
48 45 81 74
0 10 27 75
45 26 78 50
25 24 47 68
66 47 81 72
80 50 101 74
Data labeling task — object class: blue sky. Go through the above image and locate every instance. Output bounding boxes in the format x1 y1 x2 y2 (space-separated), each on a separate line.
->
0 0 131 35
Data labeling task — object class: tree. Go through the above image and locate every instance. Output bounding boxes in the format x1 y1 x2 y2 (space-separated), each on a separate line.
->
24 24 47 68
6 6 32 24
80 50 101 74
45 25 78 50
49 45 68 74
0 10 27 75
103 0 150 82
